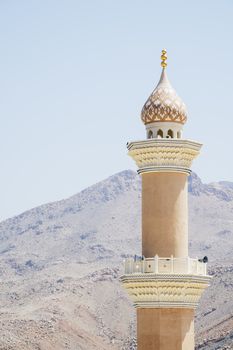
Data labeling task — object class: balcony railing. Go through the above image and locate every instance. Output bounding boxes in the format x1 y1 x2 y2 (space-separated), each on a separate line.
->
123 256 207 276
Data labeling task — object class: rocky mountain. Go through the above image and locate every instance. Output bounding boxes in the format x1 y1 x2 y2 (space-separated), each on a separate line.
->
0 170 233 349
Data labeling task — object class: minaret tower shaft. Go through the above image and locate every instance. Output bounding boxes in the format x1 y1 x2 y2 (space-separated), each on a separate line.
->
121 50 211 350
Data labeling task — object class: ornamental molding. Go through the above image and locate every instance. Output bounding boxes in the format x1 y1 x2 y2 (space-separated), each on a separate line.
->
127 139 202 175
137 166 191 175
120 274 211 309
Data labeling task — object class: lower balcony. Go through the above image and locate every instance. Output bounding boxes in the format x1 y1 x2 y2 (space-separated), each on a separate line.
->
120 256 211 309
123 255 207 276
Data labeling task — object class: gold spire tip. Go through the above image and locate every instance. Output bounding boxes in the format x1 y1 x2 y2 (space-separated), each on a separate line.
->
161 49 167 68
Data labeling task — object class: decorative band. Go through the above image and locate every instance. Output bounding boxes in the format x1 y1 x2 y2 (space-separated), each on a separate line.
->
134 301 199 309
137 166 192 175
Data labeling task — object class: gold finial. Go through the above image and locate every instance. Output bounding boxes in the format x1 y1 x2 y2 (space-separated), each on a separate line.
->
161 49 167 68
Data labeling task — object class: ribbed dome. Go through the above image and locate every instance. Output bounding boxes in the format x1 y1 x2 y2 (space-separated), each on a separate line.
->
141 66 187 125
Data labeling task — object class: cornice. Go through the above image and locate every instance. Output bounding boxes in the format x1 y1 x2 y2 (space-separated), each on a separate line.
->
127 139 202 175
127 139 202 151
121 273 211 309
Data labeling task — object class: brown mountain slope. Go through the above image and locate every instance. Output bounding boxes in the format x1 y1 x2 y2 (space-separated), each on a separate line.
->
0 170 233 349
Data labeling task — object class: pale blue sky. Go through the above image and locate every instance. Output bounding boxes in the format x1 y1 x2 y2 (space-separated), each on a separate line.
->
1 0 233 220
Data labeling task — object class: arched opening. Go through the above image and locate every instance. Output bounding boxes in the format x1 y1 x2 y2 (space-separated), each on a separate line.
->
167 129 174 138
157 129 163 138
148 130 153 139
177 131 181 139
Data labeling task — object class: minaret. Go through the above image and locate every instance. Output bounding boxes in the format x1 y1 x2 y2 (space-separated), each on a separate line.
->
121 50 211 350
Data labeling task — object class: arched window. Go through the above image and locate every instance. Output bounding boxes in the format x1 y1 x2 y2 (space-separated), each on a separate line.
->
157 129 163 138
167 129 174 138
148 130 153 139
177 131 181 139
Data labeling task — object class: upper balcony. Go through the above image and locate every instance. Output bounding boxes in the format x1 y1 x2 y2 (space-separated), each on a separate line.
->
127 139 202 175
123 255 208 276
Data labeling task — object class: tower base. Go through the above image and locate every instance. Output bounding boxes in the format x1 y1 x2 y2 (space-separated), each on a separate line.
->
137 308 194 350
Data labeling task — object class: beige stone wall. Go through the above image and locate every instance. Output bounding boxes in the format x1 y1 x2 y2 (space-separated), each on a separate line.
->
142 172 188 258
137 308 194 350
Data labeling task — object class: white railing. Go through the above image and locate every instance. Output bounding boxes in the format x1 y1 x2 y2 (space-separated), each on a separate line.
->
123 256 207 276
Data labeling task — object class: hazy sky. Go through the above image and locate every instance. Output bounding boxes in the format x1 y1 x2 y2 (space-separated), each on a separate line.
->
1 0 233 220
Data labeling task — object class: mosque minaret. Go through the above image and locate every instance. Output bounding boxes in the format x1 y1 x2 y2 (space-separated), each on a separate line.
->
121 50 211 350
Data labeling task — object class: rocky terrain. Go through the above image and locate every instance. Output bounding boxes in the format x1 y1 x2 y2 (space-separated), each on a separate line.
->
0 170 233 349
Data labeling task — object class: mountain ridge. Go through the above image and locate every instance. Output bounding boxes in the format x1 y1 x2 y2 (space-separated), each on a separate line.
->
2 169 233 229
